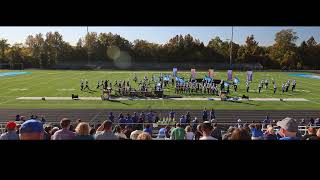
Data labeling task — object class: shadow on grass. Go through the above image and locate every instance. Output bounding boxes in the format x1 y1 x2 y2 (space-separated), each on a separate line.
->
226 100 259 106
107 99 130 105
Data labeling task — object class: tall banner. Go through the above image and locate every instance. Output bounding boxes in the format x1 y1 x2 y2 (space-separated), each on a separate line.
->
208 69 214 78
191 68 196 79
227 70 233 81
247 71 253 81
173 68 177 77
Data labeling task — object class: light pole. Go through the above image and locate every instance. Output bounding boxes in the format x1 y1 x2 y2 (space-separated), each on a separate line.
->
229 26 233 69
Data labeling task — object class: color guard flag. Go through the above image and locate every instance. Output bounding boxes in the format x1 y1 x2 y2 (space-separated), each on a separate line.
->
227 70 233 80
247 71 253 81
191 69 196 79
234 77 240 84
173 68 177 77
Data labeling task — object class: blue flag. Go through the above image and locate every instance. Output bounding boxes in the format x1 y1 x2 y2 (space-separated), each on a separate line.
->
233 77 240 84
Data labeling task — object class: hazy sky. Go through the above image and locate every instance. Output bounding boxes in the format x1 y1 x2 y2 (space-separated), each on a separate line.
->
0 26 319 46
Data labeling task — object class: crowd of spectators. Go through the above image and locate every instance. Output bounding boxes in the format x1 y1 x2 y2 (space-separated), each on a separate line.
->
1 110 320 140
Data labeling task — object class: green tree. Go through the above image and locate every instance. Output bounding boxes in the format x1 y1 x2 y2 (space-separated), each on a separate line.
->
269 29 298 68
0 39 9 62
25 33 45 67
7 43 24 68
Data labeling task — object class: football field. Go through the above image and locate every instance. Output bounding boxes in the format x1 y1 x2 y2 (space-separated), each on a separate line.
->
1 70 320 110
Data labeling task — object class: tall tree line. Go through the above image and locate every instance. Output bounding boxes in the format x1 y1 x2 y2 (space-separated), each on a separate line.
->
0 29 319 69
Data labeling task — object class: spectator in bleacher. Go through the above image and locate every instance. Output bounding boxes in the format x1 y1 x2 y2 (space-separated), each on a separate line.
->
146 111 154 123
19 119 44 140
114 125 127 139
123 125 133 139
169 109 175 121
132 112 138 124
155 113 160 123
210 109 215 120
211 123 222 140
76 119 81 126
130 130 143 140
43 124 52 140
276 117 300 140
243 124 251 135
186 112 191 124
250 123 264 140
108 112 115 122
15 124 21 134
185 125 194 140
317 128 320 139
69 124 75 132
157 125 167 139
308 118 315 126
125 114 133 127
41 116 46 124
230 128 251 140
15 115 20 121
20 116 26 122
143 124 153 136
171 123 186 140
262 116 270 129
137 117 144 130
263 126 277 140
194 124 203 140
315 118 320 126
137 132 152 140
95 121 101 129
119 114 126 129
165 125 171 139
50 127 59 137
222 127 235 140
191 117 198 132
140 112 146 122
202 108 208 121
200 121 217 140
74 122 94 140
0 121 19 140
95 120 118 140
51 118 76 140
89 128 96 136
179 115 186 127
301 127 318 140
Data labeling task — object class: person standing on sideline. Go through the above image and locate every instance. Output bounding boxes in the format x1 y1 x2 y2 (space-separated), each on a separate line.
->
202 108 208 121
258 82 262 93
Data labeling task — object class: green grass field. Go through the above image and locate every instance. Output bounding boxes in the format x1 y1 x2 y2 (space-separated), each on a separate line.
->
1 70 320 110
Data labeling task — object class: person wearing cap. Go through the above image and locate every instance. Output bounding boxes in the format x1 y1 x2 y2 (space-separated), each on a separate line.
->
276 117 300 140
51 118 75 140
200 121 217 140
0 121 19 140
19 119 44 140
94 120 118 140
